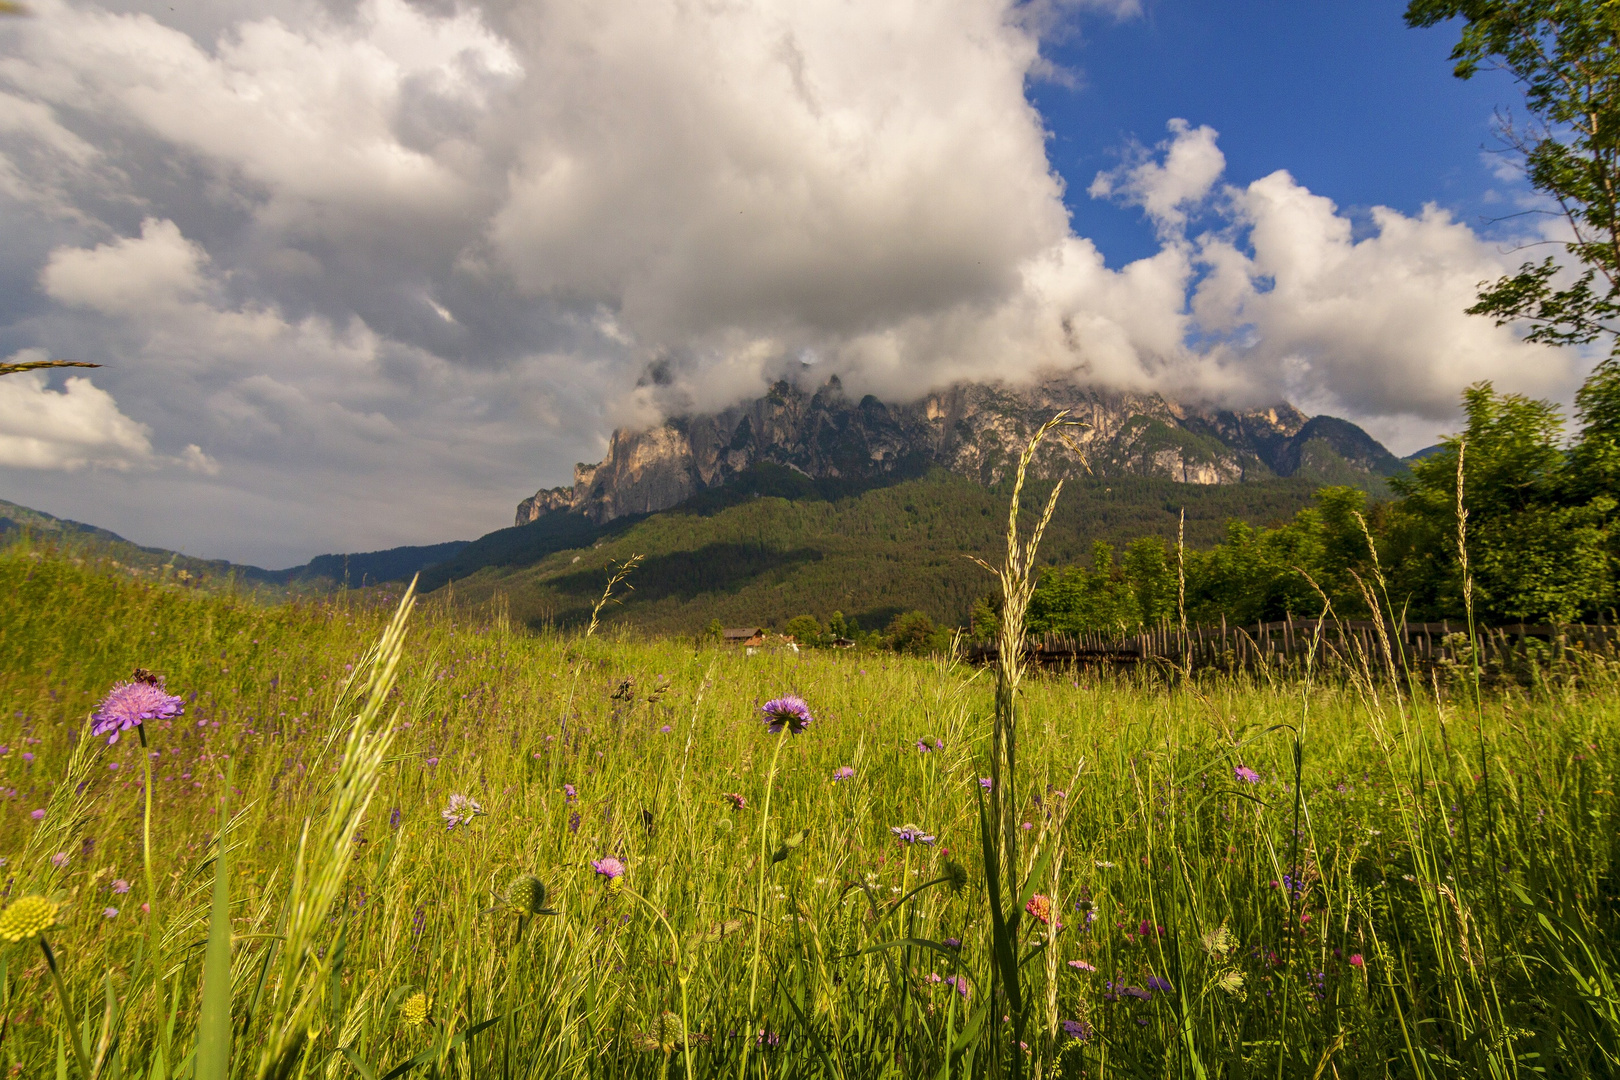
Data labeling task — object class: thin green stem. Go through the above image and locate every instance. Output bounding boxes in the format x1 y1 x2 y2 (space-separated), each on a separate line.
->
739 725 788 1080
40 936 92 1080
137 723 168 1064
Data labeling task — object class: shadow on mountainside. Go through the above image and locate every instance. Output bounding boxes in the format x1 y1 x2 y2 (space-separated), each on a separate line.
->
526 542 824 627
416 510 639 590
669 460 938 517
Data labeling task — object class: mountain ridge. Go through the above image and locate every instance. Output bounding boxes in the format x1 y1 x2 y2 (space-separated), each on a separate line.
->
518 377 1403 526
0 499 468 591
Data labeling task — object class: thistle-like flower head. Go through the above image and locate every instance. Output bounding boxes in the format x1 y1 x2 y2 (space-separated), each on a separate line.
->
400 991 431 1027
91 674 184 744
441 793 484 830
890 824 935 846
0 895 59 943
1024 893 1060 929
761 696 812 735
506 874 548 915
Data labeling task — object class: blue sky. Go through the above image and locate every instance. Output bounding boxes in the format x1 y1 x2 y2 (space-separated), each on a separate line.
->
1042 1 1519 266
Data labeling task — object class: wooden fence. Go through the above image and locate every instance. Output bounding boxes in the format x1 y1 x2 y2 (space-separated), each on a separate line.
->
963 618 1620 672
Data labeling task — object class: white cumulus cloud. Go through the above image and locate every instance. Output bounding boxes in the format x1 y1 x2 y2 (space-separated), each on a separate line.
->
0 368 156 471
1089 118 1226 236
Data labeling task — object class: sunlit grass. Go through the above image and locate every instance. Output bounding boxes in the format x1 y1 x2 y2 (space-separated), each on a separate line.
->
1 547 1617 1078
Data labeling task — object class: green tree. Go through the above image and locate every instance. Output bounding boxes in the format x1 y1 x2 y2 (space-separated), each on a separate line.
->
885 610 949 655
1122 536 1178 625
828 610 848 640
968 596 1000 642
1387 382 1614 621
1402 3 1620 619
705 617 724 641
1407 1 1620 358
784 614 825 646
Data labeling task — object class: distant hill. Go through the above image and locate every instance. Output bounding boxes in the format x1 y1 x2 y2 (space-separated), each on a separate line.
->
0 499 467 592
291 542 471 588
432 466 1342 636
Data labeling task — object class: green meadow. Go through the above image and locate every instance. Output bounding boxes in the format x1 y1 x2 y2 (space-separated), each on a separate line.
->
1 545 1618 1079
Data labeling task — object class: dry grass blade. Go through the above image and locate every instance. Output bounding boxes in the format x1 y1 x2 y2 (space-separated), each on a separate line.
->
0 359 98 375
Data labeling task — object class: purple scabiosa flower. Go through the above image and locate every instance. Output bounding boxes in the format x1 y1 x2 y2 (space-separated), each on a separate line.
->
945 975 971 998
1060 1019 1092 1042
1068 959 1095 972
111 879 130 894
29 809 44 821
563 783 578 802
761 695 812 735
890 824 935 846
978 777 993 791
943 937 962 949
91 674 184 744
591 856 626 884
103 907 118 919
424 757 440 768
1120 985 1152 1001
50 852 69 868
831 766 855 782
441 793 484 830
1234 765 1260 784
916 736 943 753
659 724 672 733
1145 976 1174 993
21 753 33 763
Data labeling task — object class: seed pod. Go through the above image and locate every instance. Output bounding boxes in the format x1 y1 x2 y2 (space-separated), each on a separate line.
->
506 874 548 915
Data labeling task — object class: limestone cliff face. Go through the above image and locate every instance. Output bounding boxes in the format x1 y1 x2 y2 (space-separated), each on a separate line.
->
516 377 1389 526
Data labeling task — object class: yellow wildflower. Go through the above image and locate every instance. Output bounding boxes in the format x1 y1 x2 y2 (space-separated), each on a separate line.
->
0 895 59 943
400 991 431 1027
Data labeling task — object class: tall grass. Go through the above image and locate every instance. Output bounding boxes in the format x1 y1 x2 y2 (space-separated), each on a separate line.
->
0 543 1617 1078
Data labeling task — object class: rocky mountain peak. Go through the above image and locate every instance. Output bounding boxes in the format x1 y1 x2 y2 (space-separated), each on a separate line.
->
517 378 1398 526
